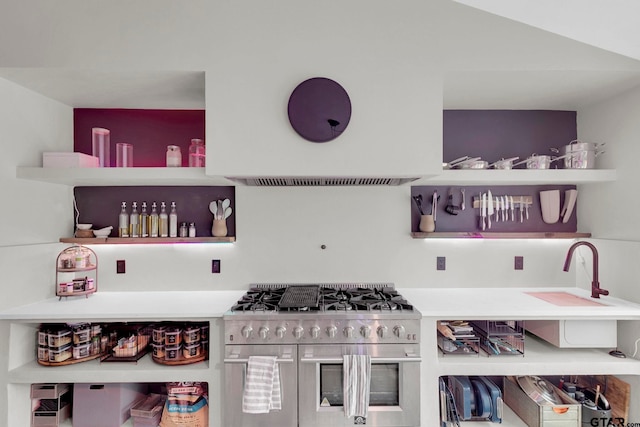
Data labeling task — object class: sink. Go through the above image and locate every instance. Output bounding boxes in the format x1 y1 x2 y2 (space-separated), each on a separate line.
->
525 291 606 307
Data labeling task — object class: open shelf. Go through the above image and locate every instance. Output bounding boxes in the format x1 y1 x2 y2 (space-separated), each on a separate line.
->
60 236 235 244
8 356 210 384
412 231 591 239
419 169 617 185
436 334 640 376
16 167 235 186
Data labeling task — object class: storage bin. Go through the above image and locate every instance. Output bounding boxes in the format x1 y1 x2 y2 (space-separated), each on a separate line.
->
48 344 72 363
73 342 91 359
31 383 72 427
183 326 200 344
72 324 91 344
183 343 201 359
504 376 581 426
31 384 70 400
43 152 99 168
165 345 181 361
151 343 165 358
130 393 165 427
73 383 148 427
526 319 617 348
48 330 71 348
152 326 166 343
164 327 182 345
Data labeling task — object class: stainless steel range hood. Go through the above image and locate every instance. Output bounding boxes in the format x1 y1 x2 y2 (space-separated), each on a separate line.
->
226 176 421 186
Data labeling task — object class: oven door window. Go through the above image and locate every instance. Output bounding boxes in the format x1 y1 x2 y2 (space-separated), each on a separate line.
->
319 363 399 406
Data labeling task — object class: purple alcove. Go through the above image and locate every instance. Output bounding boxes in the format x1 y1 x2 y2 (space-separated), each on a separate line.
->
287 77 351 143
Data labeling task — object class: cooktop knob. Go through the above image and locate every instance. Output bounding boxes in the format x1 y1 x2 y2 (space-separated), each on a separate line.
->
275 326 286 339
326 325 338 338
377 325 389 339
343 326 354 338
310 326 321 339
259 326 269 340
393 325 406 339
241 326 253 339
293 326 304 340
360 325 372 338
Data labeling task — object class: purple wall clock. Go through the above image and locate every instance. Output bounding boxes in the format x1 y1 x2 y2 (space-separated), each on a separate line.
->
287 77 351 143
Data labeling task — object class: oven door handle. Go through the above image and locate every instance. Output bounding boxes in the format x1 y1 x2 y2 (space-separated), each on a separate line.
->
300 356 422 363
223 357 294 364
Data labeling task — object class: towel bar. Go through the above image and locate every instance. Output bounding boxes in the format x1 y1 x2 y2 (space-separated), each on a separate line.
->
300 357 422 363
223 357 294 363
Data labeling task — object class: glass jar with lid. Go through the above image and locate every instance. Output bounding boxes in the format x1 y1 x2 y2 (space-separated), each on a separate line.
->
188 138 205 167
166 145 182 167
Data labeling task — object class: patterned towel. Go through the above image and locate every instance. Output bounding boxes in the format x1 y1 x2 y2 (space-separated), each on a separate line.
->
343 354 371 418
242 356 282 414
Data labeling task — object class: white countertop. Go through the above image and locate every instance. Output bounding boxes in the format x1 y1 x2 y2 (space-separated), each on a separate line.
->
0 291 244 321
1 287 639 322
399 287 640 320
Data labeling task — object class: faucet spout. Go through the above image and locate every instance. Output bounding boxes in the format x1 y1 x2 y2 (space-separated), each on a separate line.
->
563 241 609 299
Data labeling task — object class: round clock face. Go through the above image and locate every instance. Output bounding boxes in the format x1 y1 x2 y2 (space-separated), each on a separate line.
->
287 77 351 143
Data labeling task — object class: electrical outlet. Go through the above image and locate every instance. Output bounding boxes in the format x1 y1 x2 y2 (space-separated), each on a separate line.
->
514 256 524 270
212 259 221 274
437 256 446 271
116 260 126 274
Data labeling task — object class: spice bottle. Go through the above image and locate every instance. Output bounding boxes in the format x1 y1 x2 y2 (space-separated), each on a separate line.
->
149 202 159 237
169 202 178 238
159 202 169 238
140 202 149 237
118 202 129 237
129 201 139 238
179 222 188 237
188 222 196 237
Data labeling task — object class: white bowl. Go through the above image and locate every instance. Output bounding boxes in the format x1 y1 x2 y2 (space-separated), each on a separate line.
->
93 226 113 238
76 223 93 230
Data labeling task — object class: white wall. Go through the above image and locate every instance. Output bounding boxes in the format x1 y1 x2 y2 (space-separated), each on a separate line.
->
0 77 71 304
91 186 574 292
0 77 72 426
2 1 640 426
576 86 640 393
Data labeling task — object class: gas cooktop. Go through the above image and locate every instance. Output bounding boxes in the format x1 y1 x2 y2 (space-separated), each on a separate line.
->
230 283 414 313
224 284 421 345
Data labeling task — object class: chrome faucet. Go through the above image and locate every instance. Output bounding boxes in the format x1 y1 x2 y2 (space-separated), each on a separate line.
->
563 241 609 298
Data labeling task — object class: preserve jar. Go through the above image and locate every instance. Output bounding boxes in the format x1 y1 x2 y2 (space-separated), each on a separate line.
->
188 138 205 167
166 145 182 167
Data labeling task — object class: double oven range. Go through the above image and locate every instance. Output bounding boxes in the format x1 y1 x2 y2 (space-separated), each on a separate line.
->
223 283 422 427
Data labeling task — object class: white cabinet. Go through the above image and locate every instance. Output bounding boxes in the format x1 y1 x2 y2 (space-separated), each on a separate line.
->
403 288 640 426
526 319 618 348
1 291 240 427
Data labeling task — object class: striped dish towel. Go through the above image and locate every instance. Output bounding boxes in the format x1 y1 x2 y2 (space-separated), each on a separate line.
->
343 354 371 418
242 356 282 413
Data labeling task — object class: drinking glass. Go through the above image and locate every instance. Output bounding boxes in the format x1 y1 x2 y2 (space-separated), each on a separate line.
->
116 143 133 167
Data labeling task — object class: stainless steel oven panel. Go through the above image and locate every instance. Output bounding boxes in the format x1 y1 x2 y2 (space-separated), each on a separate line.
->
298 344 421 427
224 344 297 427
224 316 421 345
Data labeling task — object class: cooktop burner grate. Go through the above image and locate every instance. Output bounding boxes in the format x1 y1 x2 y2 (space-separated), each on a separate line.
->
230 283 414 313
279 285 320 309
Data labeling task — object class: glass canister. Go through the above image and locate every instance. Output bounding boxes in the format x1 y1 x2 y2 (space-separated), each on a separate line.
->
166 145 182 167
91 127 111 167
188 138 205 167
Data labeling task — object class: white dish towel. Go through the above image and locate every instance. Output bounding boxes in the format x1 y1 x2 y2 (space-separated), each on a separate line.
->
343 354 371 418
242 355 282 414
